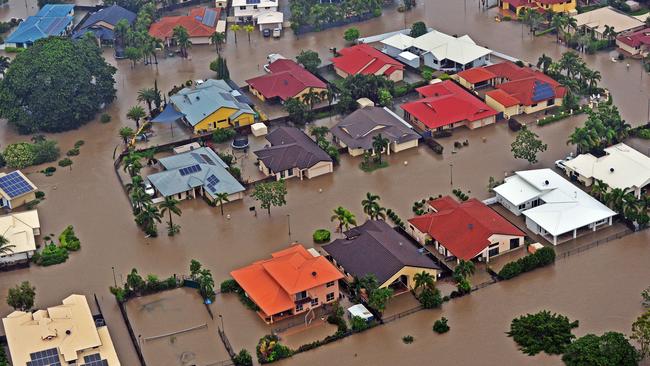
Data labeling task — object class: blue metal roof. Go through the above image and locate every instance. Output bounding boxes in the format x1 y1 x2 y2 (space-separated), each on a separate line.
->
6 4 74 45
72 5 136 41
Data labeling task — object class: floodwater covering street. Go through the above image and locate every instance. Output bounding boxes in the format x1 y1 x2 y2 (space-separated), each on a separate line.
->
0 0 648 364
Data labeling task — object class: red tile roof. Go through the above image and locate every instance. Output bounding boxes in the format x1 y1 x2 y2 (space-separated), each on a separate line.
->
456 67 496 84
149 7 220 40
486 89 520 107
617 27 650 48
408 197 525 261
401 80 497 129
502 0 529 6
246 59 327 101
231 245 343 316
331 44 404 77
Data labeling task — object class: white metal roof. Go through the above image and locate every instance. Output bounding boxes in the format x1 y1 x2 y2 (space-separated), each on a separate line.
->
255 11 283 25
495 169 616 237
563 143 650 192
411 30 492 65
347 304 373 320
0 210 39 256
381 33 415 50
398 51 419 61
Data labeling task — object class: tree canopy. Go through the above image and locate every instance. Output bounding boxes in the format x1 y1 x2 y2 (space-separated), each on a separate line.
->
7 281 36 311
252 180 288 215
507 310 579 356
511 127 547 164
296 49 322 74
410 21 427 37
0 37 116 134
562 332 639 366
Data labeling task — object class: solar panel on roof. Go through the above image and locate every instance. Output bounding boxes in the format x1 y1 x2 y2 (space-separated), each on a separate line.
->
532 81 555 102
179 164 202 176
246 0 261 3
27 348 61 366
200 153 215 165
202 9 217 26
0 171 34 198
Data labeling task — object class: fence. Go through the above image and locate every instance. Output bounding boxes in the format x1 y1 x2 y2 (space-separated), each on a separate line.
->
218 327 237 360
294 12 378 35
381 305 423 324
116 300 147 366
556 229 632 260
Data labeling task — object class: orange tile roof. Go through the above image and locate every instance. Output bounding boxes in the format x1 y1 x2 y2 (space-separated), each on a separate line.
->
486 89 520 107
456 68 496 84
231 245 343 316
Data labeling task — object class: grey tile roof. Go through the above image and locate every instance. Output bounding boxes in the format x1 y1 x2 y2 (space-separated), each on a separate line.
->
330 107 420 150
169 79 255 127
147 147 245 197
254 127 332 173
323 220 440 285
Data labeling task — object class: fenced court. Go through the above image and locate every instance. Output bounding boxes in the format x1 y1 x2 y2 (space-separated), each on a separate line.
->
125 287 231 366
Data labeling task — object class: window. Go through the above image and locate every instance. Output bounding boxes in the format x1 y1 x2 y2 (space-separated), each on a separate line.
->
488 246 499 257
311 298 319 306
518 203 526 210
510 238 520 250
295 303 303 312
531 103 538 107
295 291 307 300
326 281 335 288
547 99 555 106
239 6 245 9
326 293 335 302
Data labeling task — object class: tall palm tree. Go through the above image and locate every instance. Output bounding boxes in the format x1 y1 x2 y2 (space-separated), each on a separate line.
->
229 24 241 44
371 134 389 164
590 179 609 201
303 88 321 110
361 192 386 220
137 88 157 115
160 196 181 227
602 25 616 46
330 206 357 232
604 188 627 213
198 269 215 301
551 13 568 43
622 192 642 220
567 127 597 154
559 51 580 79
0 235 16 256
130 186 152 215
536 54 553 74
126 175 144 194
243 24 255 43
127 105 146 129
136 203 162 235
123 152 143 177
210 31 226 53
213 192 230 216
453 260 475 281
173 25 191 58
413 271 435 293
119 127 135 145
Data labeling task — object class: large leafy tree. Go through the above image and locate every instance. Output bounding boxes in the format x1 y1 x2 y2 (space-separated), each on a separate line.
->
511 127 547 164
632 310 650 361
562 332 639 366
7 281 36 311
507 310 579 356
296 49 322 74
251 180 287 215
0 37 116 133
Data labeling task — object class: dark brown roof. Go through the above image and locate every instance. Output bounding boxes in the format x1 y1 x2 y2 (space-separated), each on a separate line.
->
323 220 440 285
330 107 420 150
254 127 332 172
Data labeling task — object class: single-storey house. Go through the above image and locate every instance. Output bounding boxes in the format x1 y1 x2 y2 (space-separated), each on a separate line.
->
232 0 278 23
246 59 327 103
0 210 40 265
323 220 441 294
146 147 245 204
5 4 74 48
563 143 650 198
149 7 220 46
572 6 645 40
170 79 256 133
407 196 525 263
331 44 405 82
231 244 343 324
381 30 492 72
494 169 616 245
499 0 577 16
254 127 333 181
455 62 566 118
330 106 420 157
401 80 497 132
0 171 38 210
616 27 650 56
72 5 136 44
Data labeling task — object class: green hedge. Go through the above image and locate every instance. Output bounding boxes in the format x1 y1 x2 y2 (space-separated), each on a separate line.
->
537 105 589 126
33 244 68 266
498 247 556 280
312 229 331 243
59 225 81 251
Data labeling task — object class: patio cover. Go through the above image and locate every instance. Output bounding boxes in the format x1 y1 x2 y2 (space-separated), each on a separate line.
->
151 104 184 123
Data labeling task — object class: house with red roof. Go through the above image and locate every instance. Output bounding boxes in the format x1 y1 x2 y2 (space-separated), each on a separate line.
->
455 62 566 119
331 44 405 82
617 27 650 56
407 196 525 263
400 80 497 132
246 59 327 103
149 7 220 46
230 244 343 324
498 0 576 16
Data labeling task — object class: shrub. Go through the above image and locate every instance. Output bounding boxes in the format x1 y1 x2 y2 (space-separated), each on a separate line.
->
312 229 331 243
59 225 81 251
637 128 650 139
433 317 450 333
41 166 56 176
58 158 72 167
433 130 452 138
100 113 111 123
217 152 235 166
66 148 80 156
35 244 68 266
535 247 556 266
74 140 85 148
35 191 45 199
515 60 525 67
498 261 523 279
438 73 451 81
418 287 443 309
3 142 35 168
228 166 241 180
32 139 60 164
213 128 236 143
220 279 240 293
234 349 253 366
508 310 578 355
442 295 450 302
503 15 512 20
498 247 555 280
25 200 40 209
351 316 369 332
402 335 414 344
256 334 293 364
518 254 540 272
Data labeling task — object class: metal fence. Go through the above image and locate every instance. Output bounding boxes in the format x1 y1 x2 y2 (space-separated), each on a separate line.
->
382 305 423 324
556 229 633 260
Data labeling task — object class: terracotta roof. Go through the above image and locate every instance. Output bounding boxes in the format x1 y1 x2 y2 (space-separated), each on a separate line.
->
502 0 529 6
486 89 520 107
408 197 525 261
246 59 326 101
456 67 496 84
331 44 404 77
401 80 497 129
617 27 650 47
231 245 343 316
149 7 220 40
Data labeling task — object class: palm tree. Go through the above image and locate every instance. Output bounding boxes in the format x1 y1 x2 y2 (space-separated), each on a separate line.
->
160 196 181 227
130 186 152 214
371 134 389 164
590 180 609 201
413 271 435 293
136 203 162 235
229 24 241 44
0 56 10 77
622 192 642 220
127 105 146 129
123 152 144 177
567 127 597 154
126 175 144 194
602 25 616 46
303 88 321 110
213 192 230 215
243 24 254 43
361 192 386 220
585 69 601 93
210 31 226 53
197 269 215 301
559 51 580 79
537 54 552 74
137 88 157 115
453 260 475 281
119 127 135 145
604 188 627 213
551 13 568 43
0 235 15 256
173 25 191 58
330 206 357 232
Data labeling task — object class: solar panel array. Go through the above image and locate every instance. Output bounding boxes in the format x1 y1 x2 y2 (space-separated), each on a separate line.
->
82 353 109 366
202 9 217 26
179 164 202 176
531 81 555 102
27 348 61 366
200 154 216 165
206 174 220 193
0 171 34 198
246 0 261 3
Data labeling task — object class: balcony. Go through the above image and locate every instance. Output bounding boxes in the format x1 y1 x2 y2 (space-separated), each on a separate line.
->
294 296 312 306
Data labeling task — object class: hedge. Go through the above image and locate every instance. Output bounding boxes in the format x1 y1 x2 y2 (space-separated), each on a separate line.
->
312 229 331 243
537 105 589 126
59 225 80 251
498 247 556 280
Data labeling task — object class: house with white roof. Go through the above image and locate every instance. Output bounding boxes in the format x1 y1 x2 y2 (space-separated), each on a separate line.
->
563 143 650 198
572 6 645 39
380 30 492 71
494 169 616 245
232 0 280 24
0 210 40 265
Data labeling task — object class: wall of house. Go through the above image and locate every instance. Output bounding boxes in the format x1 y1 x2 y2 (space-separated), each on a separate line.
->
193 107 255 133
305 161 333 179
455 76 475 90
382 45 402 58
496 193 525 216
392 139 419 153
379 266 439 289
547 0 576 13
616 40 641 55
305 281 340 310
422 53 441 71
234 4 278 20
387 69 404 82
249 86 267 102
485 95 521 119
521 97 563 115
334 67 350 79
467 115 497 129
294 87 328 103
0 250 33 264
408 115 466 132
348 147 366 157
407 224 430 246
9 192 36 209
484 233 524 260
189 36 211 45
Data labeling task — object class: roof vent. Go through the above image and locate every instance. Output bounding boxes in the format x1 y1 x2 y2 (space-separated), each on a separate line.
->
196 96 200 100
65 330 71 335
544 180 549 185
311 271 317 277
610 168 614 173
468 223 474 230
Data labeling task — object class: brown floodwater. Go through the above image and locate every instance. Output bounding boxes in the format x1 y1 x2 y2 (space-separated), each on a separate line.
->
0 1 648 365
